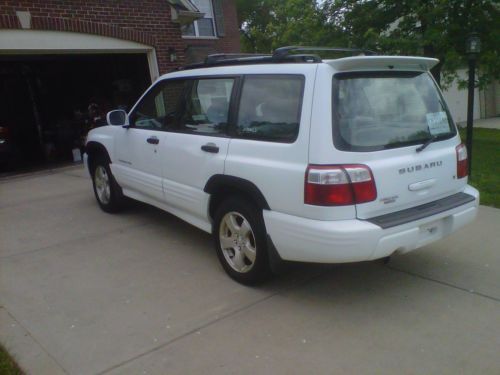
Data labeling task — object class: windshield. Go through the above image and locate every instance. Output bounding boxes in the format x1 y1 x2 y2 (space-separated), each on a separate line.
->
332 71 456 152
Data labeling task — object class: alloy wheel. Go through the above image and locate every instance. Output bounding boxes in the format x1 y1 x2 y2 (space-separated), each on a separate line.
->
219 212 257 273
94 165 111 204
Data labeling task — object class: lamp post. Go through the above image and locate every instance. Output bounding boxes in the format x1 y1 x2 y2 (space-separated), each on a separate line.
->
465 33 480 175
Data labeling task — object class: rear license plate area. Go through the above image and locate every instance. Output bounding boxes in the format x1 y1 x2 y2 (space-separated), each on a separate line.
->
419 219 443 240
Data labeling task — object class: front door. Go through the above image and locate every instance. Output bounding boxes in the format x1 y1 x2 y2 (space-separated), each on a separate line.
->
113 127 163 202
113 82 172 202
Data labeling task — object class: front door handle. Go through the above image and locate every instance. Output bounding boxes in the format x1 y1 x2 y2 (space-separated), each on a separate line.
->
201 143 219 153
147 136 159 145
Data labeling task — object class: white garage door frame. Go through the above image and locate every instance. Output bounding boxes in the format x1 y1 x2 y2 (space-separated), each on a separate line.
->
0 30 159 82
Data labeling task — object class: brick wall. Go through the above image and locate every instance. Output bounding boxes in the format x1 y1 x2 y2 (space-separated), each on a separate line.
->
0 0 241 74
183 0 240 60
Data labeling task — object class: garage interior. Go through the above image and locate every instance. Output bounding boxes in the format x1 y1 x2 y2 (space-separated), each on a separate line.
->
0 53 151 174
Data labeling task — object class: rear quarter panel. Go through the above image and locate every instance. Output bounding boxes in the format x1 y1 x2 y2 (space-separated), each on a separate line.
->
224 64 356 221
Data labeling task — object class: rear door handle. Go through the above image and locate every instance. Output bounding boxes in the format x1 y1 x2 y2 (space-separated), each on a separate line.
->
201 143 219 153
147 136 159 145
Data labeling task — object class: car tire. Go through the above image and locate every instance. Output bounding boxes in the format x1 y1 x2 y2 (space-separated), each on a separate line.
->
213 196 271 285
91 157 124 213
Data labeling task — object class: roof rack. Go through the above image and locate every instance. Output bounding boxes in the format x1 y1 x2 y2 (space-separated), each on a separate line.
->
177 45 376 71
204 53 271 64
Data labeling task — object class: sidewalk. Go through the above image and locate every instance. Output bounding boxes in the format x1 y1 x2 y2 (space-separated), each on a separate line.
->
458 116 500 129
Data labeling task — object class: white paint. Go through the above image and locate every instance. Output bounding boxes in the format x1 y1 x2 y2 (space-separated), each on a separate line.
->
0 29 159 82
310 63 469 221
326 56 439 72
442 68 480 123
86 58 480 267
263 187 478 263
0 29 150 52
16 11 31 29
147 49 160 82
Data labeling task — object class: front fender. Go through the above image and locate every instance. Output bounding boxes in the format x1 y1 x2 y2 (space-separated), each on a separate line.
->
85 126 117 164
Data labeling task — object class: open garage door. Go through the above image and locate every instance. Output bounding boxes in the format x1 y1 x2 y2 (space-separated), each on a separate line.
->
0 54 151 172
0 30 158 174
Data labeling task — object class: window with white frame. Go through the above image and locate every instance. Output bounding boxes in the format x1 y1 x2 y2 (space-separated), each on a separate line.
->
182 0 216 37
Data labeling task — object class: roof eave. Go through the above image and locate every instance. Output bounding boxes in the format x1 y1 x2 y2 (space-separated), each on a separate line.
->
167 0 204 24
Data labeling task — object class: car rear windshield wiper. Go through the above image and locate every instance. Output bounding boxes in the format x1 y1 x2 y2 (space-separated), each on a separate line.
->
416 135 438 153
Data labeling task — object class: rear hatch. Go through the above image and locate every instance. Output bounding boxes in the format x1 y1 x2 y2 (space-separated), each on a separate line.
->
330 67 466 219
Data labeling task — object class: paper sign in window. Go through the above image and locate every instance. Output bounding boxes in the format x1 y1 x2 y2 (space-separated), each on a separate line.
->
426 112 449 135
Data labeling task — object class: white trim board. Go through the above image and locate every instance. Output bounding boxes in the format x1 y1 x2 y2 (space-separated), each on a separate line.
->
0 29 159 82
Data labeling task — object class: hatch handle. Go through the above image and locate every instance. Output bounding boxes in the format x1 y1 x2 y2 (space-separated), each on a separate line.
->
408 179 436 191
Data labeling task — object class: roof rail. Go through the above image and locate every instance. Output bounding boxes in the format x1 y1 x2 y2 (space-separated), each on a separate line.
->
205 53 271 64
176 45 375 71
179 55 273 71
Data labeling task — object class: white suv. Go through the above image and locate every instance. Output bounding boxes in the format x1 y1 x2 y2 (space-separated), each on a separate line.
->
84 47 479 284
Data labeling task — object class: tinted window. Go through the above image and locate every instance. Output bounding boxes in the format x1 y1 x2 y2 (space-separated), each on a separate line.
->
332 72 456 151
180 78 234 135
130 80 187 130
236 75 304 143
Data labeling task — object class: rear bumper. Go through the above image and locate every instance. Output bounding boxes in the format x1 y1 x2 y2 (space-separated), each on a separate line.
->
263 185 479 263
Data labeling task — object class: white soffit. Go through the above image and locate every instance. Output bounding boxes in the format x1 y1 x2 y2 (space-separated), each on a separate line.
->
167 0 200 13
0 30 153 54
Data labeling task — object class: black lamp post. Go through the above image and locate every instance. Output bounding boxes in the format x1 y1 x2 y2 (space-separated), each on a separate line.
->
465 33 480 175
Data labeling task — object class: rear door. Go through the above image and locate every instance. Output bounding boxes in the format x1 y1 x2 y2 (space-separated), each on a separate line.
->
309 63 468 220
350 142 464 219
332 71 464 219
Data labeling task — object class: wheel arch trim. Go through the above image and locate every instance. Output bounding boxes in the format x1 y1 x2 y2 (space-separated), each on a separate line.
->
85 141 111 171
204 175 271 215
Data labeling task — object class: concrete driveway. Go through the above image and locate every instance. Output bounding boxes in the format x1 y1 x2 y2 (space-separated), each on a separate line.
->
1 166 499 375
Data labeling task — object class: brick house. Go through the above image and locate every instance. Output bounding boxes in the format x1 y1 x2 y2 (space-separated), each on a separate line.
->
0 0 240 171
0 0 240 77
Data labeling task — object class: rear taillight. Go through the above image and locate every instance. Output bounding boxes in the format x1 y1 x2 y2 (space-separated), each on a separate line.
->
456 143 468 179
305 164 377 206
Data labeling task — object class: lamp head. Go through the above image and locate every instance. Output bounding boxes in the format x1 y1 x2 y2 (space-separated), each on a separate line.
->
466 33 481 55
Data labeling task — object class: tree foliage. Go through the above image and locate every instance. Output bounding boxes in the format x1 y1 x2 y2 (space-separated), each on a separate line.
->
236 0 500 88
235 0 345 53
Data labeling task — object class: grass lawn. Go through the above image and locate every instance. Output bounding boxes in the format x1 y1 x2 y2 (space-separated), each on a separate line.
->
459 127 500 208
0 344 23 375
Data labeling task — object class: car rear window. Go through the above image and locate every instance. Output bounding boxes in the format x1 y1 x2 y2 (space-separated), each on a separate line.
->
332 71 456 152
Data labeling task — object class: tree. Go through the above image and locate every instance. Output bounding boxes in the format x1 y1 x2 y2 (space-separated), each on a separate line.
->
322 0 500 88
236 0 500 88
236 0 345 53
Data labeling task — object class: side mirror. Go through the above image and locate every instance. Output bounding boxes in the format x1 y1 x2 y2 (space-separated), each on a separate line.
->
107 110 129 127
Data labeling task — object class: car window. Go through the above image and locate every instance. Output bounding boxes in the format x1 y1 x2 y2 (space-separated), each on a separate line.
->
332 71 456 151
129 80 187 130
236 75 304 143
179 78 234 135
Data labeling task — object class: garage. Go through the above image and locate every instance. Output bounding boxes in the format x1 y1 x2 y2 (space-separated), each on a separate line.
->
1 0 241 175
0 30 158 174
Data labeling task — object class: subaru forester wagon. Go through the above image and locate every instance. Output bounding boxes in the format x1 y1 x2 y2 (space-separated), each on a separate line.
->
84 46 479 284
